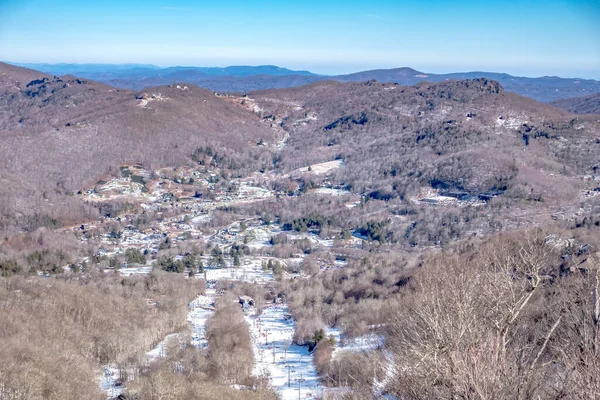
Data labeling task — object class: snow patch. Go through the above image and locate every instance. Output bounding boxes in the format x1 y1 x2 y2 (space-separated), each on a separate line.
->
310 187 351 196
290 160 344 177
495 115 527 130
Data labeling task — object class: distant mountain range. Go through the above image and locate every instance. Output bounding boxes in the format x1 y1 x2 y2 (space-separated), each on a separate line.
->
12 63 317 79
9 62 600 103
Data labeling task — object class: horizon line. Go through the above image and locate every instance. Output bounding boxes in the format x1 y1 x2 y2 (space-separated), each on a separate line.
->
3 60 600 81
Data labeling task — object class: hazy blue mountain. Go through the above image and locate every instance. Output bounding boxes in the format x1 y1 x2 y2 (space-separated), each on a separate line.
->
12 63 317 79
6 62 600 102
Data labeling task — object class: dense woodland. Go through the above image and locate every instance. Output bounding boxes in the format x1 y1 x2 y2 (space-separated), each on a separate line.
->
0 272 202 399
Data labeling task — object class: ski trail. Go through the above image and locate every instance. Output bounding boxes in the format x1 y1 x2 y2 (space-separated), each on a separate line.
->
373 350 396 398
188 290 216 349
245 304 322 399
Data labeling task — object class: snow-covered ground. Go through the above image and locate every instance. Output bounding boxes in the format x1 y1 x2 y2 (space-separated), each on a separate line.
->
286 231 334 248
290 160 344 177
200 261 275 284
329 328 395 397
329 328 384 357
412 187 486 207
310 187 351 196
188 291 216 349
146 333 181 361
374 350 396 398
345 200 361 209
99 332 182 398
99 270 386 400
99 365 124 399
244 226 281 250
119 266 153 276
245 305 322 399
190 214 212 225
495 115 527 130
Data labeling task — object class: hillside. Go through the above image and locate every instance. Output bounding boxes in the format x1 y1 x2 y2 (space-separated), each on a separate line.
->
1 62 599 243
0 62 280 232
246 78 600 243
105 74 323 92
429 71 600 102
551 92 600 114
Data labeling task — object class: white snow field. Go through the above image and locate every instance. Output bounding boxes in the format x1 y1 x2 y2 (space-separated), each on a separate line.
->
289 159 344 177
188 291 216 349
146 333 182 361
99 365 124 399
329 328 384 357
310 187 351 196
99 332 182 398
118 265 153 277
201 263 274 284
245 305 322 400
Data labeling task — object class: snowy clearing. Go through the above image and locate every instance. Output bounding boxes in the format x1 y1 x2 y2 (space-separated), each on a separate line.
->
99 365 124 399
289 160 344 177
201 263 275 284
146 333 181 361
188 291 216 349
495 115 527 130
119 266 153 276
310 187 351 196
329 329 384 357
246 305 322 399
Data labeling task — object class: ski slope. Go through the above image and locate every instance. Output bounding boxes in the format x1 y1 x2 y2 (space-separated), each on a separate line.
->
246 305 322 399
188 291 215 349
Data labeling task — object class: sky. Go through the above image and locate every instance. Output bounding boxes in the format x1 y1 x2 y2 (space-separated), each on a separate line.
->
1 0 599 78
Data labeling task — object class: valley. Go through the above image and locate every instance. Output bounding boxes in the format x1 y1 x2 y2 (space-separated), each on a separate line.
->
1 61 600 400
65 162 369 399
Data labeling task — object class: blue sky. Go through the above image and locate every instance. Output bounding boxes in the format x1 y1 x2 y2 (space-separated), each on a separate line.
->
1 0 599 78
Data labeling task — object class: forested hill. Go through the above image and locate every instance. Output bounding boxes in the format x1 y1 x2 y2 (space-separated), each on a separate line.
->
551 92 600 114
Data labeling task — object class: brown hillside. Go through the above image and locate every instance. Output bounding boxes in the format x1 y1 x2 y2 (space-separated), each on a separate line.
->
0 63 279 232
551 92 600 115
2 63 599 241
244 79 600 237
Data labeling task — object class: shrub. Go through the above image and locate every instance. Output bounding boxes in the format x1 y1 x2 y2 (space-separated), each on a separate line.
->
0 259 21 276
125 248 146 265
206 299 254 384
157 256 184 273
